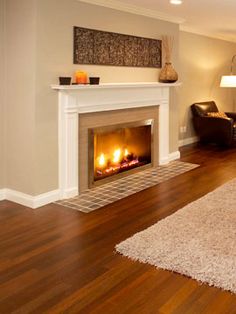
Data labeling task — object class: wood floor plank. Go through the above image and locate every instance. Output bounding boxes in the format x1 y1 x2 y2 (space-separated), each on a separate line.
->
0 144 236 313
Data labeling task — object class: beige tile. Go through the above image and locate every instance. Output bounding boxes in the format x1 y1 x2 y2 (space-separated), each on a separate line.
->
55 161 199 213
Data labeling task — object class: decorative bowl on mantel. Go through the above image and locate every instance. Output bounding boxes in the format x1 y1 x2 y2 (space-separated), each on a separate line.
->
59 77 71 85
89 77 100 85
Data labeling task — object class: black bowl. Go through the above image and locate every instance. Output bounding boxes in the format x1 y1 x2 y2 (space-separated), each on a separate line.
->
89 77 100 85
59 77 72 85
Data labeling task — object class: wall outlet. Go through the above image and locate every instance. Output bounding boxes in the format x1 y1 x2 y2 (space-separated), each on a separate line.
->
180 126 187 133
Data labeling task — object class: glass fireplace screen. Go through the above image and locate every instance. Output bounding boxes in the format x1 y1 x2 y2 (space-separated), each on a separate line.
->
89 120 153 185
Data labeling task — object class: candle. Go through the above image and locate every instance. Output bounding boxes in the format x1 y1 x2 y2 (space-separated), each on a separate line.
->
75 71 88 84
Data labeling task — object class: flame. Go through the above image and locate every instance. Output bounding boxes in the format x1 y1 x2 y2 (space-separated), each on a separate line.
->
98 153 106 167
113 149 121 163
96 147 141 176
95 146 143 178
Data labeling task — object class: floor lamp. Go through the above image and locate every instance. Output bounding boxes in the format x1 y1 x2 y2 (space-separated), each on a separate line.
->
220 55 236 111
220 55 236 87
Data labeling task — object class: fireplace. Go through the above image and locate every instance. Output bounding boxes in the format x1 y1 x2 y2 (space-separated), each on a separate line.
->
88 120 153 186
52 82 180 199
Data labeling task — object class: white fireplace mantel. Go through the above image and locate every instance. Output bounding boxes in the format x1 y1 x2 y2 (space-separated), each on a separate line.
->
52 82 181 199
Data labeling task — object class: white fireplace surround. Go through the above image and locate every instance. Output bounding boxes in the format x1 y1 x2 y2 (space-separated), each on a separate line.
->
52 82 181 200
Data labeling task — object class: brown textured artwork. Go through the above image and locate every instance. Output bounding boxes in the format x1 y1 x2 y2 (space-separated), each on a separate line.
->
73 27 162 68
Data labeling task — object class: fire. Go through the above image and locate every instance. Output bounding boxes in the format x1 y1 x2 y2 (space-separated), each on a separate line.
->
97 148 130 169
113 149 121 163
98 153 106 167
96 147 141 177
94 125 152 182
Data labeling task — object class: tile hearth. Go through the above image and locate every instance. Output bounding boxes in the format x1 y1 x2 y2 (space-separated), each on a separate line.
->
56 161 199 213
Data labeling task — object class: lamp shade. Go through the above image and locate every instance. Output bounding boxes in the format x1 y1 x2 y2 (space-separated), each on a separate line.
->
220 75 236 87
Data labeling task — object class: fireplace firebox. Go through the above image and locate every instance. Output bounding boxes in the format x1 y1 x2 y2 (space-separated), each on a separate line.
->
88 120 153 186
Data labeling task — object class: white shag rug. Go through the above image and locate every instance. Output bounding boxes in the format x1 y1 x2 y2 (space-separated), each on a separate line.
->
116 179 236 293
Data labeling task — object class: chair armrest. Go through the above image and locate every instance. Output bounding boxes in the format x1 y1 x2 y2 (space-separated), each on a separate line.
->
193 116 234 145
198 116 233 129
226 112 236 121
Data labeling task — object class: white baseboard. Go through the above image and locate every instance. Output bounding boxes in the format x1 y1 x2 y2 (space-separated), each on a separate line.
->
0 189 60 209
159 151 181 165
5 189 35 208
0 189 6 201
61 187 79 200
33 190 61 208
169 151 181 162
179 136 199 147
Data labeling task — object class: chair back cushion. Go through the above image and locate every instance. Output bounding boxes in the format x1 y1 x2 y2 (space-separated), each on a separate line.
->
191 101 219 117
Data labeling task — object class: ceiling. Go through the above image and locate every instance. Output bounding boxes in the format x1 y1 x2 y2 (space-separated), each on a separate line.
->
80 0 236 43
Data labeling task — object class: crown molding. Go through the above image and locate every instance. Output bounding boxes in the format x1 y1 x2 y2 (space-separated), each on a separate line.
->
78 0 236 43
78 0 185 24
180 25 236 44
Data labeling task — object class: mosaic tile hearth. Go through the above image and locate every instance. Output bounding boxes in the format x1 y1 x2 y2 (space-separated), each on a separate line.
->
56 161 199 213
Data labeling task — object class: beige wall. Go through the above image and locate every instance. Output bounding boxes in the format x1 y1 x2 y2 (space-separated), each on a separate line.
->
179 31 236 141
5 0 37 194
34 0 179 195
3 1 236 196
2 0 179 196
0 0 6 189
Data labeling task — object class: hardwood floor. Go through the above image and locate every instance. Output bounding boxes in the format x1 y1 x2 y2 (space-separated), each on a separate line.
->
0 144 236 314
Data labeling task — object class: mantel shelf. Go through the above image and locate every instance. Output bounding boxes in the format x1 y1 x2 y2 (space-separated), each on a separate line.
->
51 82 182 90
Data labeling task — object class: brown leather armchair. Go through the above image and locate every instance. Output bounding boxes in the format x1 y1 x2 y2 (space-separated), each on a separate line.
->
191 101 236 146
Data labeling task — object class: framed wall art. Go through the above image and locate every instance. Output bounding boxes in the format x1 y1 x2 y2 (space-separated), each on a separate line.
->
73 26 162 68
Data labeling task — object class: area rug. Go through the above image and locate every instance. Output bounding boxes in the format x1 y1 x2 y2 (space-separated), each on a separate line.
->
116 179 236 293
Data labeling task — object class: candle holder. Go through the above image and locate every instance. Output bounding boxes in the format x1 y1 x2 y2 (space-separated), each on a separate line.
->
75 71 88 84
59 77 71 85
89 77 100 85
